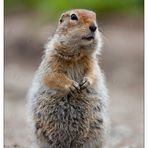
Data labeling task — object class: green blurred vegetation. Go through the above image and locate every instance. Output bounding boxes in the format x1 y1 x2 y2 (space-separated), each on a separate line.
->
5 0 144 18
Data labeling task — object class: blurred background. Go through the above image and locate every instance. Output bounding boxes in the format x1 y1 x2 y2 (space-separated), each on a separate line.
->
4 0 144 147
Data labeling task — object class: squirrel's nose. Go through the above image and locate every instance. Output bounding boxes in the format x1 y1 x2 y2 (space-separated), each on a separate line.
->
89 25 97 32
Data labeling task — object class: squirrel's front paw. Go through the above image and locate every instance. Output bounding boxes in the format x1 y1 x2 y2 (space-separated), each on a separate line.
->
69 81 81 95
80 77 90 90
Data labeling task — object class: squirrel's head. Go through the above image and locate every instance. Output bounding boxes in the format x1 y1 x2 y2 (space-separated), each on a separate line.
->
54 9 102 55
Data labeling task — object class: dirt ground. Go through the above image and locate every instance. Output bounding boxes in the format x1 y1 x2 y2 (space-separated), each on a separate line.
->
4 13 144 148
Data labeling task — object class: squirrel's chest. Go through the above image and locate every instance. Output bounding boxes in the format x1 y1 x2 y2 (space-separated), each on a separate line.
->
65 64 85 83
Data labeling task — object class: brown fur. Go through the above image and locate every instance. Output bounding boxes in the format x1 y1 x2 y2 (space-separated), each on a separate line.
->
43 51 95 91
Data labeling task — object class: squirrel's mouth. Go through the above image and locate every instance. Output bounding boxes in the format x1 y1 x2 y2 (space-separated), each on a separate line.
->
82 35 94 41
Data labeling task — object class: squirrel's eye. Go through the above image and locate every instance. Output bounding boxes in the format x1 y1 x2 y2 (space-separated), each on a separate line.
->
59 19 63 23
71 14 78 21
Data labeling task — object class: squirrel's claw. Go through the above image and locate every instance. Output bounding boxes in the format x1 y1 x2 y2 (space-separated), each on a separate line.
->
69 81 81 95
80 77 90 90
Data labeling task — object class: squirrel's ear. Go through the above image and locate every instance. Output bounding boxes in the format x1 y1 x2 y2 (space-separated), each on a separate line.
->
59 14 64 24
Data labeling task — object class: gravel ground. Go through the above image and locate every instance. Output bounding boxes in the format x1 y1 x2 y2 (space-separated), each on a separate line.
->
4 13 144 148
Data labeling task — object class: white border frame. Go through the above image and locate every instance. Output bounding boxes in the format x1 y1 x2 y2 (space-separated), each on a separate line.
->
145 0 147 147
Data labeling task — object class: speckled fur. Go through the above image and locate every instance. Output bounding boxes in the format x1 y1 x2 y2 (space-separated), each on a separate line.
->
27 9 109 148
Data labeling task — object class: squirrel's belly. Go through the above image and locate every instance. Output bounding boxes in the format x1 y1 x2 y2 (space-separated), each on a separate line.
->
34 93 102 146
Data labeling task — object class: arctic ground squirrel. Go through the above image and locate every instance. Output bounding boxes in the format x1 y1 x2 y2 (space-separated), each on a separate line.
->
27 9 109 148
